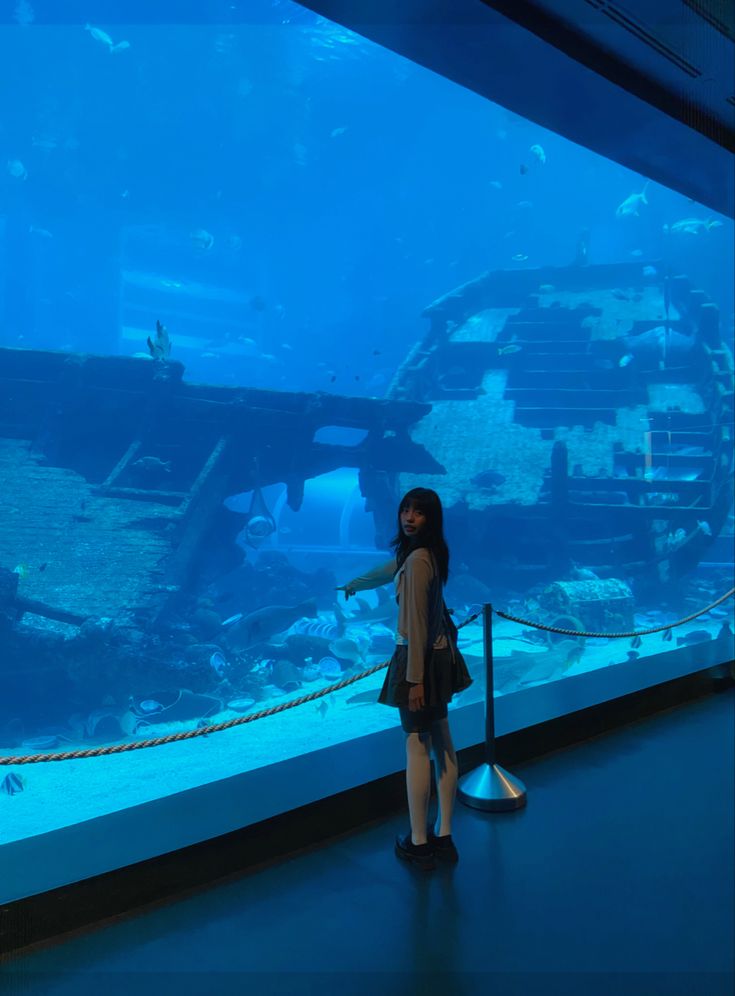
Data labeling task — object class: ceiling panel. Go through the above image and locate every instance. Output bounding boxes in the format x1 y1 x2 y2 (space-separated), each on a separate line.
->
296 0 734 216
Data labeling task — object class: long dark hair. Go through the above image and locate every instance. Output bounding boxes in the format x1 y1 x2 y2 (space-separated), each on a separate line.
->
391 487 449 584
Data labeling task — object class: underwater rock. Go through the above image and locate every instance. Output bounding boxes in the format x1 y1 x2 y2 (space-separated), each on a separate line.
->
318 656 343 680
191 607 223 640
271 658 302 692
226 697 256 713
84 708 125 739
184 643 227 667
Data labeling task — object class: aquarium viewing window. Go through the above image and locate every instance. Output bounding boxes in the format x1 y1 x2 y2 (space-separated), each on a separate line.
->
0 0 732 901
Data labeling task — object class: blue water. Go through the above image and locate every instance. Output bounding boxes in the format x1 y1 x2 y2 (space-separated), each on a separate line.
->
0 0 733 781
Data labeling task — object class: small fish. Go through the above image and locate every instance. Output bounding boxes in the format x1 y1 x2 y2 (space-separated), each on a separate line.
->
642 265 657 277
29 225 53 238
630 635 642 649
519 163 529 175
498 344 522 356
315 699 330 718
1 772 25 795
489 180 503 189
668 217 723 235
511 253 528 262
6 159 27 180
13 563 29 579
32 135 58 151
662 628 673 642
515 200 533 209
529 144 546 165
611 288 630 300
538 284 555 293
626 650 640 662
85 22 113 46
190 228 215 251
697 520 712 536
147 319 172 359
221 613 243 629
250 295 267 312
618 354 634 368
629 249 643 257
330 126 348 138
575 228 590 265
471 469 506 489
616 182 649 218
85 23 129 52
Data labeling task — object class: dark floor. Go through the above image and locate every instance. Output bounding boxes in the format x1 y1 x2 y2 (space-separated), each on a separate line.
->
2 690 733 996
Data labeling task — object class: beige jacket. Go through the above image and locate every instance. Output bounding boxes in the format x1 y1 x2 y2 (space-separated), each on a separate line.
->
347 549 447 683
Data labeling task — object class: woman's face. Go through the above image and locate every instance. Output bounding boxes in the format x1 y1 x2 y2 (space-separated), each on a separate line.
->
400 503 426 538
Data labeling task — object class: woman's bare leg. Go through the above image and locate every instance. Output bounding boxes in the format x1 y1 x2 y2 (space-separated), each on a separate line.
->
405 731 432 845
430 718 458 837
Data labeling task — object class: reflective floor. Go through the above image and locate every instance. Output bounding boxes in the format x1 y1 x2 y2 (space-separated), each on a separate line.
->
2 689 733 996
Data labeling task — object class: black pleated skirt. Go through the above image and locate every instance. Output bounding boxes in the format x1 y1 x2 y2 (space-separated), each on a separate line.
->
377 643 472 732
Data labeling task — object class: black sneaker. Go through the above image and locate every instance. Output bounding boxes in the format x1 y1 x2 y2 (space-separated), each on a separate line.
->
395 833 436 870
428 829 459 863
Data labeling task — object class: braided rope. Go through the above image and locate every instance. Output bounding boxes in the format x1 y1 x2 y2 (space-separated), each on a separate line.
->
495 587 734 639
2 589 732 768
0 659 390 767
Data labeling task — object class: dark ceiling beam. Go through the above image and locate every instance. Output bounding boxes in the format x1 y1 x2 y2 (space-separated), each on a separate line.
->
479 0 734 154
295 0 734 217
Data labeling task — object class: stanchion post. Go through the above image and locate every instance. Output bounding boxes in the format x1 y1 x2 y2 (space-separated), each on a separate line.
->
458 602 527 812
483 603 496 766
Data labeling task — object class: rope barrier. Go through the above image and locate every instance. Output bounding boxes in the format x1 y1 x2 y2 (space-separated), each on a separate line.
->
0 659 392 767
495 587 734 639
2 589 732 768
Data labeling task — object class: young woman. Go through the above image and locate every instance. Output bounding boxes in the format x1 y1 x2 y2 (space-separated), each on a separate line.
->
337 488 472 870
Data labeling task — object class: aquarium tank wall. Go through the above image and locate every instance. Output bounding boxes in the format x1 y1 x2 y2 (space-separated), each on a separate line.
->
0 0 733 899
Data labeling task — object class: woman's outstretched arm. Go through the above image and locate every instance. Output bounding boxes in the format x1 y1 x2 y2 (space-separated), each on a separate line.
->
337 558 397 598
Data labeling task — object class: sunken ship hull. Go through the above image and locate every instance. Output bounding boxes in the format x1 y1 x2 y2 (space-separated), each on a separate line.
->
362 261 734 586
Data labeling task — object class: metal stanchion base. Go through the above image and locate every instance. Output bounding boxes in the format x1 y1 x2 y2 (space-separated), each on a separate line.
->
458 762 527 811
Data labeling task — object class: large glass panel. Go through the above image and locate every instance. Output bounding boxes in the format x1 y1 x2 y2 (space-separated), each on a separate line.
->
1 1 732 860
